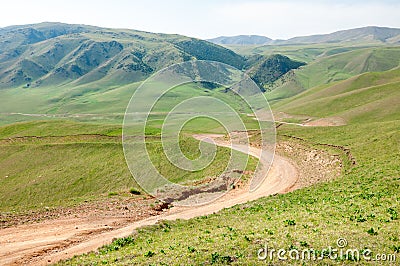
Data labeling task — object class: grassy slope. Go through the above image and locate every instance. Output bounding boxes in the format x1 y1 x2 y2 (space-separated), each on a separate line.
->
0 79 261 212
274 67 400 123
295 47 400 89
61 64 400 265
0 121 130 212
253 45 400 103
0 80 262 212
0 119 258 212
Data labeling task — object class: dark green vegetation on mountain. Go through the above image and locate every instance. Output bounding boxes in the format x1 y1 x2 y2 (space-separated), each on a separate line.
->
247 54 305 90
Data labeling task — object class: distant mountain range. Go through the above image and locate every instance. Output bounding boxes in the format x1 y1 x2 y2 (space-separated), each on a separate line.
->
207 35 272 45
207 26 400 45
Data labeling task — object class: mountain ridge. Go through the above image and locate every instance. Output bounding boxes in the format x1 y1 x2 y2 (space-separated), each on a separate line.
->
207 26 400 45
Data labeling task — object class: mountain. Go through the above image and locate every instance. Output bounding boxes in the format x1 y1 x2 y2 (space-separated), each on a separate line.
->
0 22 245 89
280 26 400 45
207 35 272 45
210 27 400 47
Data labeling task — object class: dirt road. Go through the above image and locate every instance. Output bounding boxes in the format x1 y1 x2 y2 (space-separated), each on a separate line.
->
0 135 298 265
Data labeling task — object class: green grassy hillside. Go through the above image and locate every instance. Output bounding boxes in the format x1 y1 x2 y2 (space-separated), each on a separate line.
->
274 67 400 123
259 46 400 103
0 119 256 212
0 22 245 90
0 79 260 212
295 47 400 89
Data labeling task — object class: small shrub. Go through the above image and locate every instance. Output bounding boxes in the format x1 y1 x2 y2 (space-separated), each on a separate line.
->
211 252 234 264
300 241 309 247
113 236 135 247
188 246 196 253
144 250 155 257
100 236 134 253
284 219 296 226
356 216 367 222
388 208 398 220
129 188 141 195
367 228 378 235
265 229 274 235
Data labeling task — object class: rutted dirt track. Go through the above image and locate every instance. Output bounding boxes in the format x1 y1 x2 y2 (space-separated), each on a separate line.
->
0 135 299 265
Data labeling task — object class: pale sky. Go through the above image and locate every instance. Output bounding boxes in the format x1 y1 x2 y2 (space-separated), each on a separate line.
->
1 0 400 39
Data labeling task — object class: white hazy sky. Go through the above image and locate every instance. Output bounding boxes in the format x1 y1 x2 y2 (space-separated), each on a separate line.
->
1 0 400 39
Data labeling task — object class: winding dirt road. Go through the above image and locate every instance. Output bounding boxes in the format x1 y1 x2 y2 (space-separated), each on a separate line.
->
0 135 298 265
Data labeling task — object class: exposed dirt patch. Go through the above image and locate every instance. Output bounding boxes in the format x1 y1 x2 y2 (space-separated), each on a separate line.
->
0 197 159 265
304 116 347 127
0 196 156 229
276 140 342 190
273 112 347 127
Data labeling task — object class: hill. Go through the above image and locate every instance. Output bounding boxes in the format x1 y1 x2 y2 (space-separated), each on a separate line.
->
0 22 245 89
273 67 400 123
295 46 400 89
247 54 305 90
262 46 400 102
207 35 272 45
